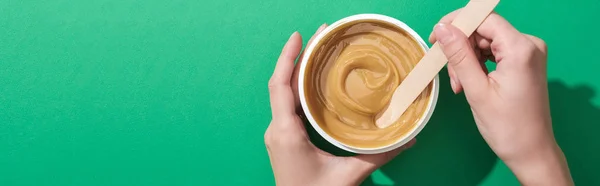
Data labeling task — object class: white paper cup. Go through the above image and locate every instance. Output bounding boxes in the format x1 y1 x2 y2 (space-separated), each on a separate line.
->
298 14 440 154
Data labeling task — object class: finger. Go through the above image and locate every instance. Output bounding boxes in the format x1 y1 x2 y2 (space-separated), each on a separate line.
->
269 32 303 120
447 66 463 94
305 24 328 55
429 9 462 43
429 10 498 66
434 23 489 98
475 33 492 50
480 48 496 63
475 13 523 43
475 33 496 63
431 10 466 94
292 24 328 109
431 15 492 67
480 60 490 74
296 24 328 66
523 34 548 54
444 22 482 95
345 139 416 174
472 35 490 75
429 10 522 47
470 36 484 64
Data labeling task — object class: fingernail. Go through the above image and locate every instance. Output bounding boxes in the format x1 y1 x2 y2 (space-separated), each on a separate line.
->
289 31 298 39
434 23 454 45
428 32 434 42
316 23 327 33
283 32 299 58
428 24 436 41
284 32 298 47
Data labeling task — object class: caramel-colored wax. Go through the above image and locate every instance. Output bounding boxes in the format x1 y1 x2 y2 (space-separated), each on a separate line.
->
304 21 433 148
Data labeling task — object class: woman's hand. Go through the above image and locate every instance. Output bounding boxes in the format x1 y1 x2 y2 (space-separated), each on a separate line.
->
265 24 414 186
429 10 573 185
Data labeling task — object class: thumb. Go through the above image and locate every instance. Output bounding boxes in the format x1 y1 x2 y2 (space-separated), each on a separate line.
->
344 139 416 174
434 23 488 96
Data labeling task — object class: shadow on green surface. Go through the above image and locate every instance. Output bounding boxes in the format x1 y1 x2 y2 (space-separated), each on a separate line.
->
549 81 600 186
307 78 600 186
307 69 498 186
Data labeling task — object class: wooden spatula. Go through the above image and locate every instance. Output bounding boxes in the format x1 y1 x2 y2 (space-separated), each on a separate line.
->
375 0 500 128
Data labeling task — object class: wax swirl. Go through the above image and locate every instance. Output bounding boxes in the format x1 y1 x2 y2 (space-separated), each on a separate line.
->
305 22 433 148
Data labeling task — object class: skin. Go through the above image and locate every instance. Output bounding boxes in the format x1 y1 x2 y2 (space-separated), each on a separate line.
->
429 10 573 186
266 24 415 186
266 10 573 186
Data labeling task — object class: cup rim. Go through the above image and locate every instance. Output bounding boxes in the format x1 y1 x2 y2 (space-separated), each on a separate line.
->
298 13 440 154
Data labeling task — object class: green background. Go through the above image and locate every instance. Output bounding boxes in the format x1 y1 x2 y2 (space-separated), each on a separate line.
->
1 0 599 185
